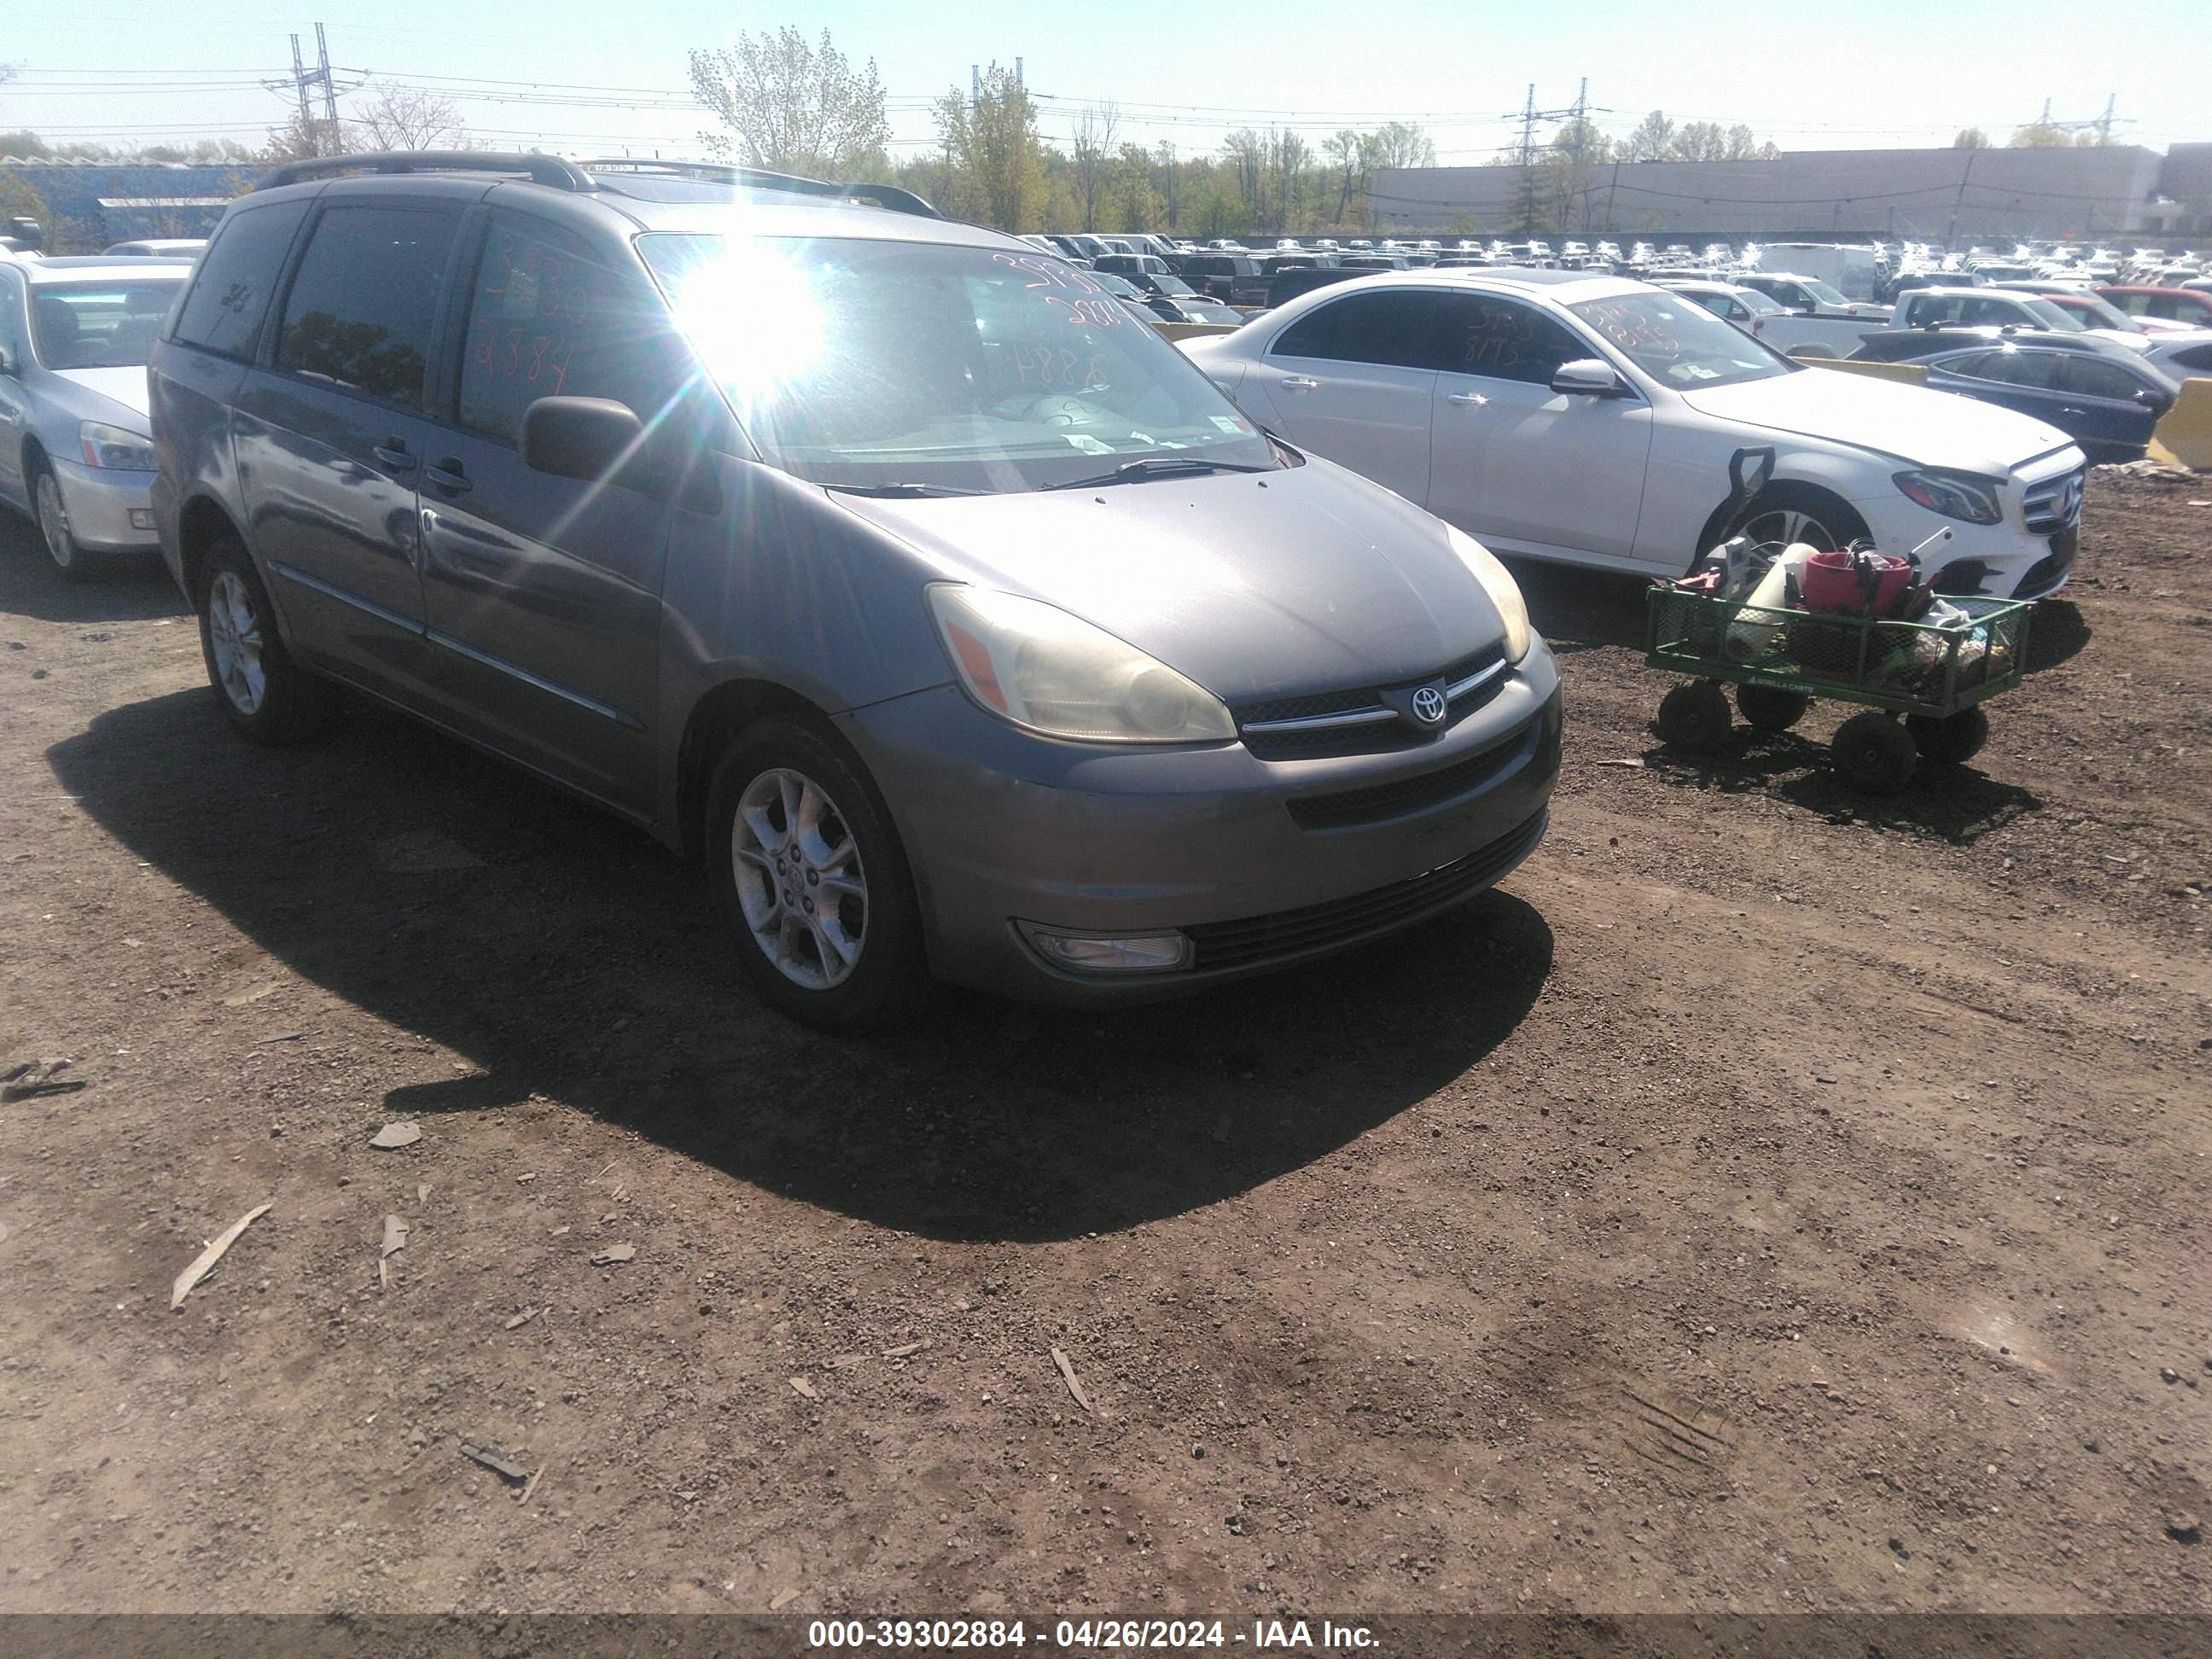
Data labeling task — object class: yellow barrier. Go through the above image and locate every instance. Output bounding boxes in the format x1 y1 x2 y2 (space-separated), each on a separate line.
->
1802 356 1930 387
1150 320 1243 343
2149 375 2212 471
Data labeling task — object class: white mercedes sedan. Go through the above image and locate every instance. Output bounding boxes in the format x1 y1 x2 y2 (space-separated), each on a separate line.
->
1180 270 2089 599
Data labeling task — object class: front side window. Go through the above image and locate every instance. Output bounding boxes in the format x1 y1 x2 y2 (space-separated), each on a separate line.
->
457 216 688 445
637 234 1275 494
1799 279 1849 306
30 278 187 370
276 206 459 407
1272 290 1440 369
1569 290 1790 388
1435 293 1585 387
0 274 24 365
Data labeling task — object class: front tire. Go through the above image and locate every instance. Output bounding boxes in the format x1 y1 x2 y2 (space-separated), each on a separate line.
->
33 465 97 583
195 536 337 743
705 717 928 1032
1906 707 1989 765
1831 711 1918 793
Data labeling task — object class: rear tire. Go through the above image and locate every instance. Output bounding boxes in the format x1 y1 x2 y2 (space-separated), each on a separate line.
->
1831 711 1918 793
195 535 338 743
1656 681 1732 754
1906 707 1989 765
33 464 98 583
705 716 929 1033
1736 684 1811 732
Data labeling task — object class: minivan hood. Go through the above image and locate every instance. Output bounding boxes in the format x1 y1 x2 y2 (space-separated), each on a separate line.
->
829 459 1504 703
55 366 151 423
1680 370 2072 474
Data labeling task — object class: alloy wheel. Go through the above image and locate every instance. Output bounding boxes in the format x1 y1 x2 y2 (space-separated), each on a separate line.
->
35 472 78 572
730 767 869 991
206 569 268 716
1739 505 1842 550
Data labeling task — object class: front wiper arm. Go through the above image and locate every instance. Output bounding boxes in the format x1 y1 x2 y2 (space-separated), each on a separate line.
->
1041 457 1272 492
825 481 984 498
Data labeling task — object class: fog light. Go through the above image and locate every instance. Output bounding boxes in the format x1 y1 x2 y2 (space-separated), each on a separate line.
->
130 509 155 531
1019 923 1191 974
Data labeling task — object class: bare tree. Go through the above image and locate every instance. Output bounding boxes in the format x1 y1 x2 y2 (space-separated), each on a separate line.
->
260 108 343 164
1624 110 1675 162
1953 127 1992 149
688 26 890 178
347 83 469 152
1071 101 1119 230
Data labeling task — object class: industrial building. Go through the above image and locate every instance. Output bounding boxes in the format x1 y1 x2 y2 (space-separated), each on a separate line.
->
1374 143 2203 243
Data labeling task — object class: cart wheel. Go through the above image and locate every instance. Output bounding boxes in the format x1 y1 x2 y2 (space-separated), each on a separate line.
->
1831 712 1918 794
1656 681 1732 754
1736 684 1811 733
1906 707 1989 765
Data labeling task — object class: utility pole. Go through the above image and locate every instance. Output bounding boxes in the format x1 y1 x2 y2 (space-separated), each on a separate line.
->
2095 94 2115 146
1512 84 1540 237
315 24 339 127
288 34 315 137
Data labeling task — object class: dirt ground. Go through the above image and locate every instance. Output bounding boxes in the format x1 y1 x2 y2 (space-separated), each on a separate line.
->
0 471 2207 1625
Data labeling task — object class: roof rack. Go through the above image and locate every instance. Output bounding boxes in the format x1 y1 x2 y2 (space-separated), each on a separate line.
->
568 157 941 220
254 150 593 192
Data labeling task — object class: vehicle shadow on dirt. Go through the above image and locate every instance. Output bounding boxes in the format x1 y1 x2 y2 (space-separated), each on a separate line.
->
1511 562 1649 655
1638 731 2041 845
49 688 1554 1243
0 516 188 626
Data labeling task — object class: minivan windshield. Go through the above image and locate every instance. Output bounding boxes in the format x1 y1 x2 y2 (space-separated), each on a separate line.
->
638 234 1276 492
1568 289 1793 389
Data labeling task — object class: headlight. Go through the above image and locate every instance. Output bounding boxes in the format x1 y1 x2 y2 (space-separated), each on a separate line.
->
1446 523 1533 662
79 421 156 472
927 585 1235 744
1894 469 2001 526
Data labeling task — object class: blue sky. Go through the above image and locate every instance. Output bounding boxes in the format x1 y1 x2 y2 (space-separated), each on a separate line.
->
6 0 2208 161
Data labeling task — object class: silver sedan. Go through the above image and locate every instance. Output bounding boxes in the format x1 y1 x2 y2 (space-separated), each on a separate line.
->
0 257 191 579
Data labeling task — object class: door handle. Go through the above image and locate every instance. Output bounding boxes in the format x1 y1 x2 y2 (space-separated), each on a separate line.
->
372 439 416 472
424 459 472 495
1446 392 1490 407
1278 375 1319 393
2058 407 2087 418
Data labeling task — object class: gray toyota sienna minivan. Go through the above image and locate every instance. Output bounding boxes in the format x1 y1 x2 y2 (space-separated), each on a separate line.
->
148 153 1560 1029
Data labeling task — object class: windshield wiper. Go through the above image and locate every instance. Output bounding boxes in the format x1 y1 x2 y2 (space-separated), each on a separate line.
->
825 480 984 498
1042 456 1272 492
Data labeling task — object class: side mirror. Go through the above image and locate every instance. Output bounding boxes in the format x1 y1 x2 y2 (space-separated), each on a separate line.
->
521 395 649 486
2133 387 2163 407
1551 358 1628 398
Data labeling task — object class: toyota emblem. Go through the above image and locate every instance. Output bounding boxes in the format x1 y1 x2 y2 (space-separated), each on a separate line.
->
1411 684 1447 725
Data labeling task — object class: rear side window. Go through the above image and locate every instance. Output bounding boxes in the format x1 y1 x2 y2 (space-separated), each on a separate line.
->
1272 291 1439 369
1963 350 2063 389
276 205 459 408
2168 343 2212 375
170 201 309 360
456 216 687 445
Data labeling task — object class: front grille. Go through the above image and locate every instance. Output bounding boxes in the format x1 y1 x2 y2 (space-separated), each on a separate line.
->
1185 811 1547 971
1288 717 1538 830
2023 467 2084 535
1235 644 1510 761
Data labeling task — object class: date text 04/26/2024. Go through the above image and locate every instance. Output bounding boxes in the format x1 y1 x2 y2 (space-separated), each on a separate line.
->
806 1620 1379 1650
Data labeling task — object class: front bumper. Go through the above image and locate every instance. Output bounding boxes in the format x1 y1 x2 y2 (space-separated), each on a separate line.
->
51 457 158 554
841 649 1563 1004
1848 451 2084 602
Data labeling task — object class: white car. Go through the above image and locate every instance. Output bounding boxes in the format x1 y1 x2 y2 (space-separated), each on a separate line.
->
1179 270 2087 600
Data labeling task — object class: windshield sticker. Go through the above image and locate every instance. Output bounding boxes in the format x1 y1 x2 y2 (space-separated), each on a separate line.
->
1063 434 1115 455
1209 416 1248 434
